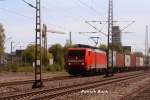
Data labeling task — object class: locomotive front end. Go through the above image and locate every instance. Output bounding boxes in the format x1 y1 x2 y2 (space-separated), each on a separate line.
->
65 48 87 75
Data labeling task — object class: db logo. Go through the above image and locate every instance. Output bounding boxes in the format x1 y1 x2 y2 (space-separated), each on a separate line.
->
76 56 78 60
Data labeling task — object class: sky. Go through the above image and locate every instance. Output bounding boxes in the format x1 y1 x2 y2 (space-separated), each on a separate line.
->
0 0 150 53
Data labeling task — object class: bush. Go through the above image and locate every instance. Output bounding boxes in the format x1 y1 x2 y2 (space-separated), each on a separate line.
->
0 64 8 72
45 63 64 72
9 63 19 72
18 66 34 72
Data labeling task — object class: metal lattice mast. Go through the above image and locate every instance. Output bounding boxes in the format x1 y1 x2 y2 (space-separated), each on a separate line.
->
145 25 148 67
32 0 43 88
107 0 113 76
69 32 72 47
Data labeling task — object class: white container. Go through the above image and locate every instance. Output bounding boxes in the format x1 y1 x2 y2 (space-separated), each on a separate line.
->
125 55 131 67
139 57 144 66
113 51 117 67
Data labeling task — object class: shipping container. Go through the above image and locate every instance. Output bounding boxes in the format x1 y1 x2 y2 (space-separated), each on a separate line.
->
108 50 113 67
113 51 117 67
131 54 136 67
116 53 125 67
125 55 131 67
136 57 140 66
139 57 144 66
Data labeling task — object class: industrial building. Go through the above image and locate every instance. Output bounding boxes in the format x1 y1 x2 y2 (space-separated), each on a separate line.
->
112 26 122 45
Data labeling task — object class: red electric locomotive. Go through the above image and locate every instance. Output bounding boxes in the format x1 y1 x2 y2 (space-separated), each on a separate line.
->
65 44 107 75
65 44 147 75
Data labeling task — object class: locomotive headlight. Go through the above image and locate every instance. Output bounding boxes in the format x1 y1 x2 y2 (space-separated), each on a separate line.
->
68 62 71 66
81 62 85 65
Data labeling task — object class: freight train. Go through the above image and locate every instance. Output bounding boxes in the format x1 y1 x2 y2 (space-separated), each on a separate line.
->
65 44 147 75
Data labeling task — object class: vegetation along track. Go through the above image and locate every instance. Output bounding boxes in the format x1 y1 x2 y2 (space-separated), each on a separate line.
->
0 72 149 100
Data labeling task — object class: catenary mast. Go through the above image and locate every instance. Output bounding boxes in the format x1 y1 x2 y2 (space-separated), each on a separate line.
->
32 0 43 88
107 0 113 76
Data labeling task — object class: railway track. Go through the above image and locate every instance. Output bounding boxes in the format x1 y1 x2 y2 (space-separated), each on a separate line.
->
0 75 74 87
0 72 149 100
119 75 150 100
130 86 150 100
0 71 144 87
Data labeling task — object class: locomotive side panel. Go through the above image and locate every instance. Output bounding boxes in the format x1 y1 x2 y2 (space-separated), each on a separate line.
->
95 51 107 68
87 50 96 70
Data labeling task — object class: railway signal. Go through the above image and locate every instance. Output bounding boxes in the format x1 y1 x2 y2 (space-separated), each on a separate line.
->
42 24 66 67
42 24 47 67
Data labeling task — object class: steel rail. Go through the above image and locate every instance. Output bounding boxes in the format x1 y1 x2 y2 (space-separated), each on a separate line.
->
0 72 149 100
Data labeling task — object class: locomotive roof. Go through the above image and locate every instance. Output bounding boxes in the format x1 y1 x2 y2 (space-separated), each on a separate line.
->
75 44 99 49
68 44 106 52
68 48 106 55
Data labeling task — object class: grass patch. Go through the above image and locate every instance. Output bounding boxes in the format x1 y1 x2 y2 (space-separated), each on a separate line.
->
8 63 19 72
45 63 64 72
17 66 34 72
3 63 33 72
0 63 65 72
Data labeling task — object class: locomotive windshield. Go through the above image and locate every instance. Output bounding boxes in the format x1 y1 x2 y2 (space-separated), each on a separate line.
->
68 50 85 57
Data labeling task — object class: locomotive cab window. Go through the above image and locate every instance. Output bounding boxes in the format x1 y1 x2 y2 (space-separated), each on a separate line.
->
68 50 85 57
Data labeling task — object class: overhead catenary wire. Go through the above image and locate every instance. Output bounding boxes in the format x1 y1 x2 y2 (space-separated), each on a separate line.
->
85 21 108 37
75 0 108 20
22 0 36 9
41 0 107 34
76 0 101 16
40 2 72 33
41 1 86 33
0 7 34 22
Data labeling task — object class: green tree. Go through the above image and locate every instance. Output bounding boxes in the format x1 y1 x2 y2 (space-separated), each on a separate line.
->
99 44 107 51
22 44 35 64
0 23 5 55
23 44 52 65
99 43 124 53
111 43 123 53
48 44 64 67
